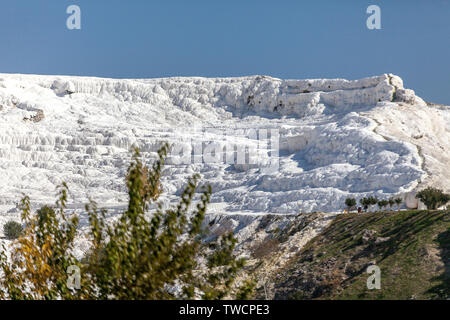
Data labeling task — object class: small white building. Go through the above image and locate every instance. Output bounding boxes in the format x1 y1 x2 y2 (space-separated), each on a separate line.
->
404 192 426 210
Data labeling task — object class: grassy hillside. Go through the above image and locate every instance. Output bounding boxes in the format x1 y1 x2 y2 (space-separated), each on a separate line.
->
269 209 449 300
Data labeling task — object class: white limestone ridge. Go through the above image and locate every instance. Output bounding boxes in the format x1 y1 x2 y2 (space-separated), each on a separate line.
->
0 73 448 215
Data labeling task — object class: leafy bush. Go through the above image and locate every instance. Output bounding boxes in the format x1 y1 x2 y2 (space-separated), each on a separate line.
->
345 198 356 211
359 198 369 211
366 196 379 211
388 198 395 210
377 199 389 211
416 187 450 210
3 221 23 240
394 197 402 211
0 144 250 300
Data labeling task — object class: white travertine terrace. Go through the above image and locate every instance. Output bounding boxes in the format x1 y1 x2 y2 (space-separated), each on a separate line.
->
0 73 447 217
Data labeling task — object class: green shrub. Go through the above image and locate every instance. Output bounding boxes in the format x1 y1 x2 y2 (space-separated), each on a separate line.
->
367 196 379 211
394 197 402 211
345 198 356 211
388 198 395 210
377 199 389 211
416 187 450 210
359 198 369 211
3 221 23 240
0 144 250 300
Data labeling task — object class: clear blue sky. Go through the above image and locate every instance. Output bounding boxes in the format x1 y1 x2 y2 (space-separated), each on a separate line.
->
1 0 449 104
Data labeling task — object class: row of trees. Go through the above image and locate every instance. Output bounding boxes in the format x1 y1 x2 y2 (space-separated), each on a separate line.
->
345 196 402 213
345 187 450 212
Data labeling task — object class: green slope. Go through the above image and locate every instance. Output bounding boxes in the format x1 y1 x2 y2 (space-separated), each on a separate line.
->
270 209 449 300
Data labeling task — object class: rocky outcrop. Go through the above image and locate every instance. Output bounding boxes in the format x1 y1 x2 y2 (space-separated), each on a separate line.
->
23 109 44 123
